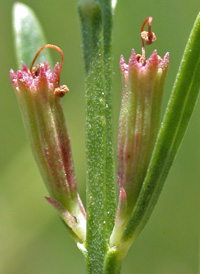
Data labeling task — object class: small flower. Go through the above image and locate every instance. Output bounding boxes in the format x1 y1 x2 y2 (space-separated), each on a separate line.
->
10 45 86 242
117 17 169 225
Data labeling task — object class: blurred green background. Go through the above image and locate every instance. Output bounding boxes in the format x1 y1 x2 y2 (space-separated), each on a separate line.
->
0 0 200 273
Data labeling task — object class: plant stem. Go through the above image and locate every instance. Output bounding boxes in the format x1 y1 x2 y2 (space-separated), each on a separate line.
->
99 0 116 239
78 0 116 272
103 248 122 274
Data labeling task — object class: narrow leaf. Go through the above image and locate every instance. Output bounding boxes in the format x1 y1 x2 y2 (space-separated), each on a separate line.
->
112 0 118 10
122 12 200 245
13 2 52 68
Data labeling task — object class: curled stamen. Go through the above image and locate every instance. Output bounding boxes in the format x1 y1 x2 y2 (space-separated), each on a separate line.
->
140 17 156 62
30 44 64 74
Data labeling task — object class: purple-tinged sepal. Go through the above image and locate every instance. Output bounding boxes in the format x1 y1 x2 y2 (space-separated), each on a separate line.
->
10 45 86 241
117 17 169 224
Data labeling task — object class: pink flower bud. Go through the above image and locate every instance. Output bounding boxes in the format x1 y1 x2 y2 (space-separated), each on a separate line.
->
117 18 169 220
10 45 86 240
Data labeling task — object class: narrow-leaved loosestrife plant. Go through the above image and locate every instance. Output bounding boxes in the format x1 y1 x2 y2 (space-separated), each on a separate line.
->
10 2 200 273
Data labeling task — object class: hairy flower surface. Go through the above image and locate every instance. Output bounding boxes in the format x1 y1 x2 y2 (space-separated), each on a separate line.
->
115 17 170 226
117 49 169 219
10 46 86 241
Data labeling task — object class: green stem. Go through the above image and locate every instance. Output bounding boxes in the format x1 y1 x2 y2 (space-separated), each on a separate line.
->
78 1 107 273
99 0 116 238
103 248 122 274
78 0 116 272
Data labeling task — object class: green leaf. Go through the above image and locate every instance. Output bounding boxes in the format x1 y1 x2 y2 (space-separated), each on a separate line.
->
13 2 52 68
112 0 118 10
122 12 200 247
